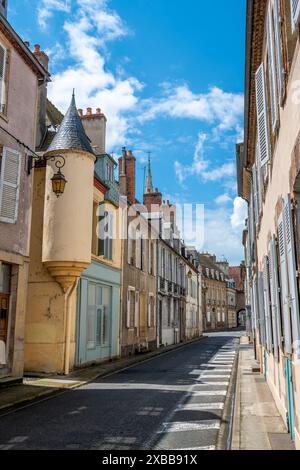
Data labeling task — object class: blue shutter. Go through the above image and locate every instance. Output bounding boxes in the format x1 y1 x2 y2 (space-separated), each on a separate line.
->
278 211 292 354
267 2 278 131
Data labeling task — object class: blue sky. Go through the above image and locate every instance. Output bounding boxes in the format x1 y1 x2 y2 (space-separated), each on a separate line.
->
9 0 247 264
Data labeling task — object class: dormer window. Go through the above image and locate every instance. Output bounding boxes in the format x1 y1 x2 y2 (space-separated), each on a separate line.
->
106 162 113 182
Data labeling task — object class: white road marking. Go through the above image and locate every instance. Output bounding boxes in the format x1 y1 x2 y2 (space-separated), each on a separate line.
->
190 390 227 396
176 403 224 411
158 420 220 434
173 446 216 451
189 371 231 378
194 381 229 386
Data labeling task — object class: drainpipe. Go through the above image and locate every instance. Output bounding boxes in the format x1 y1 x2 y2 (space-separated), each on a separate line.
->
64 279 79 376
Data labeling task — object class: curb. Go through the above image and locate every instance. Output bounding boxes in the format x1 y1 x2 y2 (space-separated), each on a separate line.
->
0 336 206 414
216 348 239 450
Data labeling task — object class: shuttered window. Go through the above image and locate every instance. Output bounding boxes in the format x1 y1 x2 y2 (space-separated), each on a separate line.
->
258 272 267 347
0 43 7 114
278 211 292 354
273 0 283 103
283 195 300 356
291 0 300 32
0 147 21 224
269 235 283 353
255 63 271 167
263 256 273 352
267 3 278 132
134 291 139 327
252 165 259 226
268 239 279 358
255 140 263 214
127 288 135 329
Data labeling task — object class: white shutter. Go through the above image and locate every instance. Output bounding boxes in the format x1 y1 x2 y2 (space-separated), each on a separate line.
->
126 290 131 329
267 3 278 132
263 256 273 352
0 43 7 112
136 233 141 269
278 211 292 354
283 195 300 356
273 0 283 102
270 235 283 352
258 272 267 347
255 63 271 167
291 0 300 32
134 291 139 328
268 240 279 358
0 147 21 224
255 141 263 214
252 165 259 226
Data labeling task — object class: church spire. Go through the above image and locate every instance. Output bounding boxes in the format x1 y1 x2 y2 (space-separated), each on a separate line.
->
145 155 154 194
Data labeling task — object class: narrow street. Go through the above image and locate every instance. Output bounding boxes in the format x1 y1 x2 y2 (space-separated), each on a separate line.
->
0 333 240 451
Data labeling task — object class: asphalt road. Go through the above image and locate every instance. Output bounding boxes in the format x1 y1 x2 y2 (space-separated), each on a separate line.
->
0 332 241 450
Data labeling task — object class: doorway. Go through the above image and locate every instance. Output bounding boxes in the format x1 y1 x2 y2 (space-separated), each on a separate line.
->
0 263 11 368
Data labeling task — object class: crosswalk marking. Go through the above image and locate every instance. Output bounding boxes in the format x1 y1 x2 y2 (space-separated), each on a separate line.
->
176 403 224 411
173 446 216 451
189 371 231 378
190 390 227 396
158 420 220 434
194 380 229 386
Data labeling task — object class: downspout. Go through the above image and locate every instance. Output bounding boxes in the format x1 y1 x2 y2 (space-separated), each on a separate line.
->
64 279 79 376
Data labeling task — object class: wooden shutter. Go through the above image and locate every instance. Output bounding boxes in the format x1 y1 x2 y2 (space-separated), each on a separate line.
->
255 63 271 167
0 147 21 223
263 256 273 352
283 195 300 356
270 235 283 352
291 0 300 32
0 43 6 112
273 0 283 102
268 240 279 358
267 3 278 132
255 141 263 214
278 211 292 354
134 291 139 327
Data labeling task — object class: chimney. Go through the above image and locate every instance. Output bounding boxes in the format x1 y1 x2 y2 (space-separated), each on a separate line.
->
118 147 136 204
33 44 49 149
24 41 30 48
0 1 8 18
80 106 107 154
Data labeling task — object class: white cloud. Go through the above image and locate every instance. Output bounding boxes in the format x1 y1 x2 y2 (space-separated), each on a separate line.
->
43 0 142 149
140 84 244 133
215 193 232 205
174 132 236 186
38 0 71 29
231 197 247 230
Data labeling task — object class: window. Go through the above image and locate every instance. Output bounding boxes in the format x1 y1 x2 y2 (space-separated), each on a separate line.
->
0 147 21 224
148 295 155 327
291 0 300 32
127 288 136 329
87 284 110 350
105 162 113 182
98 209 113 261
255 63 271 168
0 42 7 115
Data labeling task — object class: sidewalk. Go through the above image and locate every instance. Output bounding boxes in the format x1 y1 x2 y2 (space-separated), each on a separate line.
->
0 337 204 412
231 336 295 450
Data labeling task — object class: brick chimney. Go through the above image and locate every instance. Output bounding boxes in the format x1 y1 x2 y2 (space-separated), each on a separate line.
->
33 44 49 149
80 107 107 155
143 187 162 212
118 147 136 204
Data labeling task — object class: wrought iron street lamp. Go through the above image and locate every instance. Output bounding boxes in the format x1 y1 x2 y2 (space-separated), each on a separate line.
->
28 154 67 197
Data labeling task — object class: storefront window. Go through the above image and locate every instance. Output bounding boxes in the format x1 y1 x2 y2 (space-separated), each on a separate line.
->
87 282 111 350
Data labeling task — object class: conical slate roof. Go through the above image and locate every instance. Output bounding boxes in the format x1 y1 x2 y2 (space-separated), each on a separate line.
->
46 92 94 156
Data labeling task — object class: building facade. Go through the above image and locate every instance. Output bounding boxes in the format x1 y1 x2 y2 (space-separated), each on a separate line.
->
0 12 49 379
238 0 300 448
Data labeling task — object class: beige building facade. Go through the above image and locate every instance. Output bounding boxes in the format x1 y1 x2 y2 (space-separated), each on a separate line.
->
238 0 300 449
0 13 49 379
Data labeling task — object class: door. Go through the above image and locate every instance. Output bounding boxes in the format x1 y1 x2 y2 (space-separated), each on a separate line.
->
139 292 147 338
285 358 295 441
0 263 11 368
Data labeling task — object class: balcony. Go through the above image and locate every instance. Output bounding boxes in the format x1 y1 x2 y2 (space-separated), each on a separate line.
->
160 277 166 291
168 281 173 293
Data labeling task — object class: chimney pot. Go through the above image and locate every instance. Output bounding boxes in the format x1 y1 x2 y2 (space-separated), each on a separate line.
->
128 150 133 157
122 147 127 157
87 107 92 115
96 108 101 114
24 41 30 48
34 44 40 54
78 109 83 117
155 188 158 193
